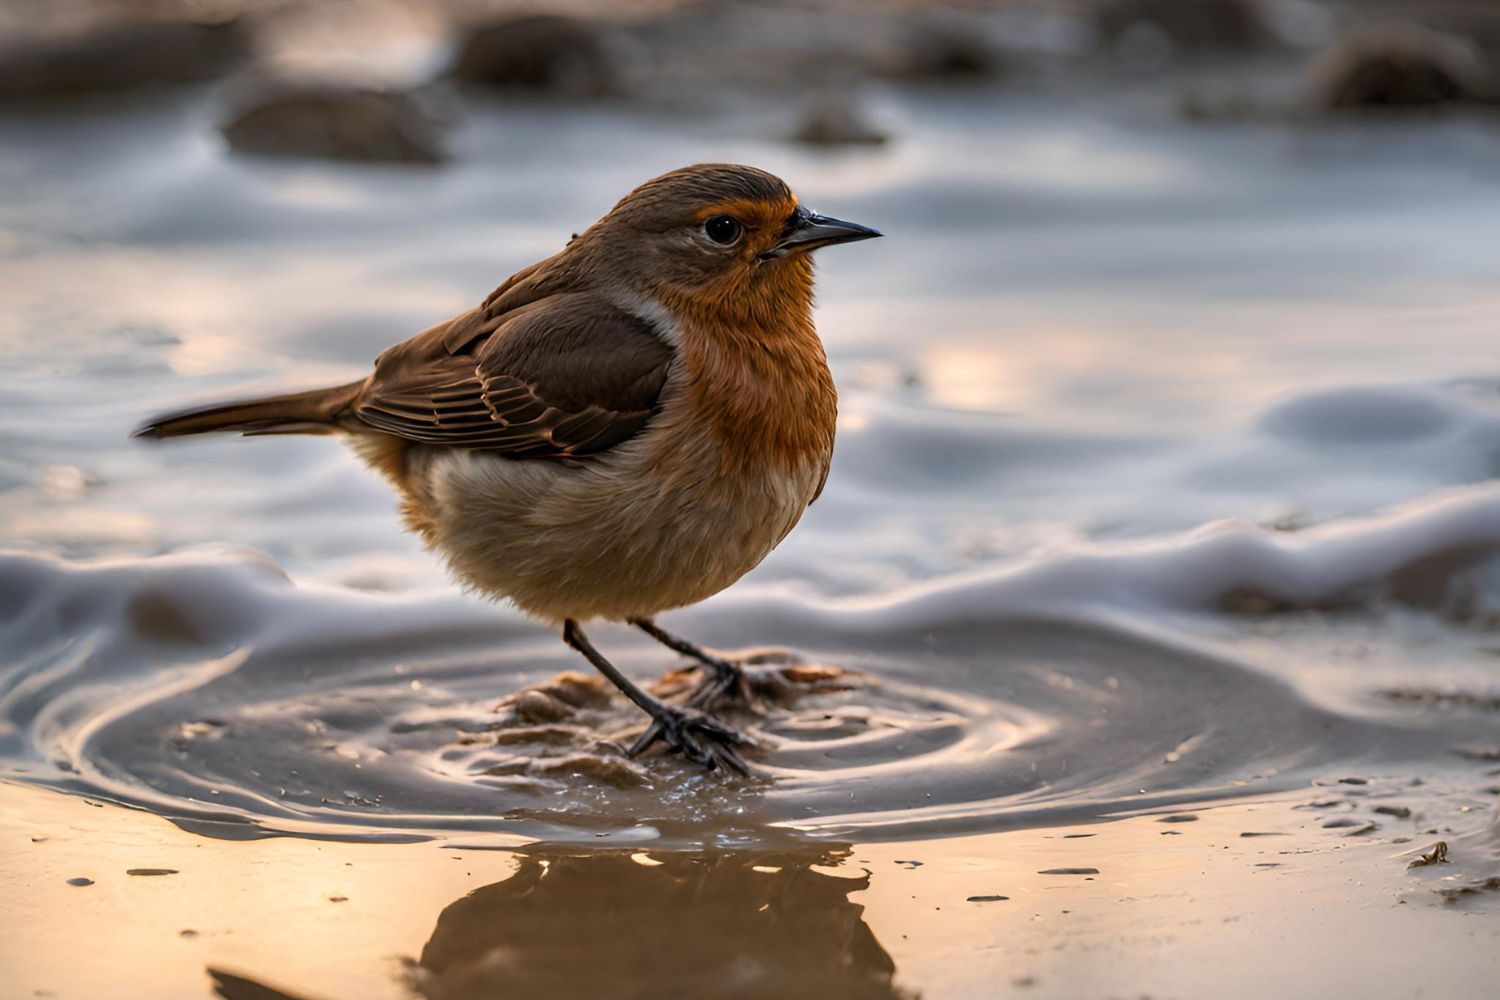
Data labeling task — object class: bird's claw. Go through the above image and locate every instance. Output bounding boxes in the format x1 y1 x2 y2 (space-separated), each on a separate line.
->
684 658 754 711
628 705 750 776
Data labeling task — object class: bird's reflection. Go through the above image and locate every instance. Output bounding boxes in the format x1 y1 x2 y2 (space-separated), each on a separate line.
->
407 843 915 1000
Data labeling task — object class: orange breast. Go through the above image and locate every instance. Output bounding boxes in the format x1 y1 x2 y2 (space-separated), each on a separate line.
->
657 257 837 477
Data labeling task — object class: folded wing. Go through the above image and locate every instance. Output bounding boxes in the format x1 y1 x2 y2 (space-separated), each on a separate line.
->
353 292 673 460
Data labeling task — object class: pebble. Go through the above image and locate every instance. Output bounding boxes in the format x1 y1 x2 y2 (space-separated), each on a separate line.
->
221 85 448 165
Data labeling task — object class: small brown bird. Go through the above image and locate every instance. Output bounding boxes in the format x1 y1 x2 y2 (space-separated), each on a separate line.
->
135 163 881 773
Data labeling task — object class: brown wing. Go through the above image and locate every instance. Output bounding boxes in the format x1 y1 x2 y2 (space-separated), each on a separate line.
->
351 292 672 460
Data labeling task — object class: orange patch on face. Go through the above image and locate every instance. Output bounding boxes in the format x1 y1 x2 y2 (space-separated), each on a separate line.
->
692 197 800 236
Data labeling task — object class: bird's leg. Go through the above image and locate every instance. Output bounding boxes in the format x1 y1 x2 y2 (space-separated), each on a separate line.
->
628 617 750 709
561 619 748 775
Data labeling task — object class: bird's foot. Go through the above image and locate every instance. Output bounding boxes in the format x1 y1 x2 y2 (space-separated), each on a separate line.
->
628 703 751 775
684 655 754 712
662 648 849 714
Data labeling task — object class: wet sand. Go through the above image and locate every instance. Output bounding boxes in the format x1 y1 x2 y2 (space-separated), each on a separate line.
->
7 779 1499 999
3 534 1499 997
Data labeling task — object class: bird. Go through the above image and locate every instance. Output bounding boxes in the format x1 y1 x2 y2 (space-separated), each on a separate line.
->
134 163 881 774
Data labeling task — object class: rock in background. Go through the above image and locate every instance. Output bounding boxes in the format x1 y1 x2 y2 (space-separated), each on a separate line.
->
0 14 250 98
1306 23 1499 110
448 13 618 97
220 83 449 163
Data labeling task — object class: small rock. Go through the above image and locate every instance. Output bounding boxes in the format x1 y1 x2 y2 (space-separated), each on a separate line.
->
880 15 999 80
1373 805 1412 819
1095 0 1271 57
516 671 609 710
503 689 578 725
1322 820 1377 837
790 94 889 147
1157 813 1199 823
221 85 447 165
126 868 179 876
1306 25 1498 110
0 17 248 99
65 877 94 887
540 671 613 709
1037 867 1100 875
967 894 1010 902
450 15 615 97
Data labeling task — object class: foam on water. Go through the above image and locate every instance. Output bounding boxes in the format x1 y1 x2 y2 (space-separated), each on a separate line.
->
2 485 1496 844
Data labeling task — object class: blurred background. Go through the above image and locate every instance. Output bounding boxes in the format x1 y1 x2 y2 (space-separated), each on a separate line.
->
1 0 1498 595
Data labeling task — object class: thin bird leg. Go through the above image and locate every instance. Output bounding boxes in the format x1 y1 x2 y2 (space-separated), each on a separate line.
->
628 617 749 709
561 620 748 775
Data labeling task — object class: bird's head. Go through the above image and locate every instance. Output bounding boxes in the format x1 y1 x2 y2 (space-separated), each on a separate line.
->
576 163 881 331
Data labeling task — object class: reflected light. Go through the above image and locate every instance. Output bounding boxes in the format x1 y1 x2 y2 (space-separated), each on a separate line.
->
404 845 915 1000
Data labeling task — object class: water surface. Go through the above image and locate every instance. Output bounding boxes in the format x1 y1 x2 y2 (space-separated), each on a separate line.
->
1 63 1498 955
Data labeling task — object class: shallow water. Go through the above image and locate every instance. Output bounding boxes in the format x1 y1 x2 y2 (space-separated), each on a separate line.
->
4 494 1499 845
2 58 1500 997
8 775 1500 1000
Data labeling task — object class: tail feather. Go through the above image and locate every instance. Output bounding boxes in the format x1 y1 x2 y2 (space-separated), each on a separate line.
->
133 381 363 440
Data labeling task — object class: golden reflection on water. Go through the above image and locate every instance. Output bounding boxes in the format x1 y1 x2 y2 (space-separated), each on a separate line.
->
405 845 911 1000
207 843 913 1000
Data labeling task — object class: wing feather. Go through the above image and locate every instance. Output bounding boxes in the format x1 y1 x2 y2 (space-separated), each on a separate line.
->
350 293 671 460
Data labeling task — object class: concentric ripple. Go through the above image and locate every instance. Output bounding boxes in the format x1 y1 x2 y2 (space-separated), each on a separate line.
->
0 548 1422 845
0 545 1445 846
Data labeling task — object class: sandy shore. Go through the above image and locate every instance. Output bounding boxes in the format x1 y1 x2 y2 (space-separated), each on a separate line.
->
6 779 1497 999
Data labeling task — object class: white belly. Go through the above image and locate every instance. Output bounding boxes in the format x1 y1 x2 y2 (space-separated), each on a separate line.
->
411 427 823 623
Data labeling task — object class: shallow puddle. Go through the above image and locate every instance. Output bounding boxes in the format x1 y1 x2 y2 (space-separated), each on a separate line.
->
3 18 1500 997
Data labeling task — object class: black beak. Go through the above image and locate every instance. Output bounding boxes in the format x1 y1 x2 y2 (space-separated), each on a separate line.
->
762 208 883 259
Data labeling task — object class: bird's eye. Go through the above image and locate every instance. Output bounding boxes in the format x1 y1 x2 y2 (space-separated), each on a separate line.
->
703 215 742 245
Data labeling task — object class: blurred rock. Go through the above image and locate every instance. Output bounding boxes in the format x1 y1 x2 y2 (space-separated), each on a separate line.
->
1095 0 1271 57
448 14 615 97
878 15 1000 80
221 85 447 164
1306 24 1499 110
0 17 249 98
790 93 889 147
